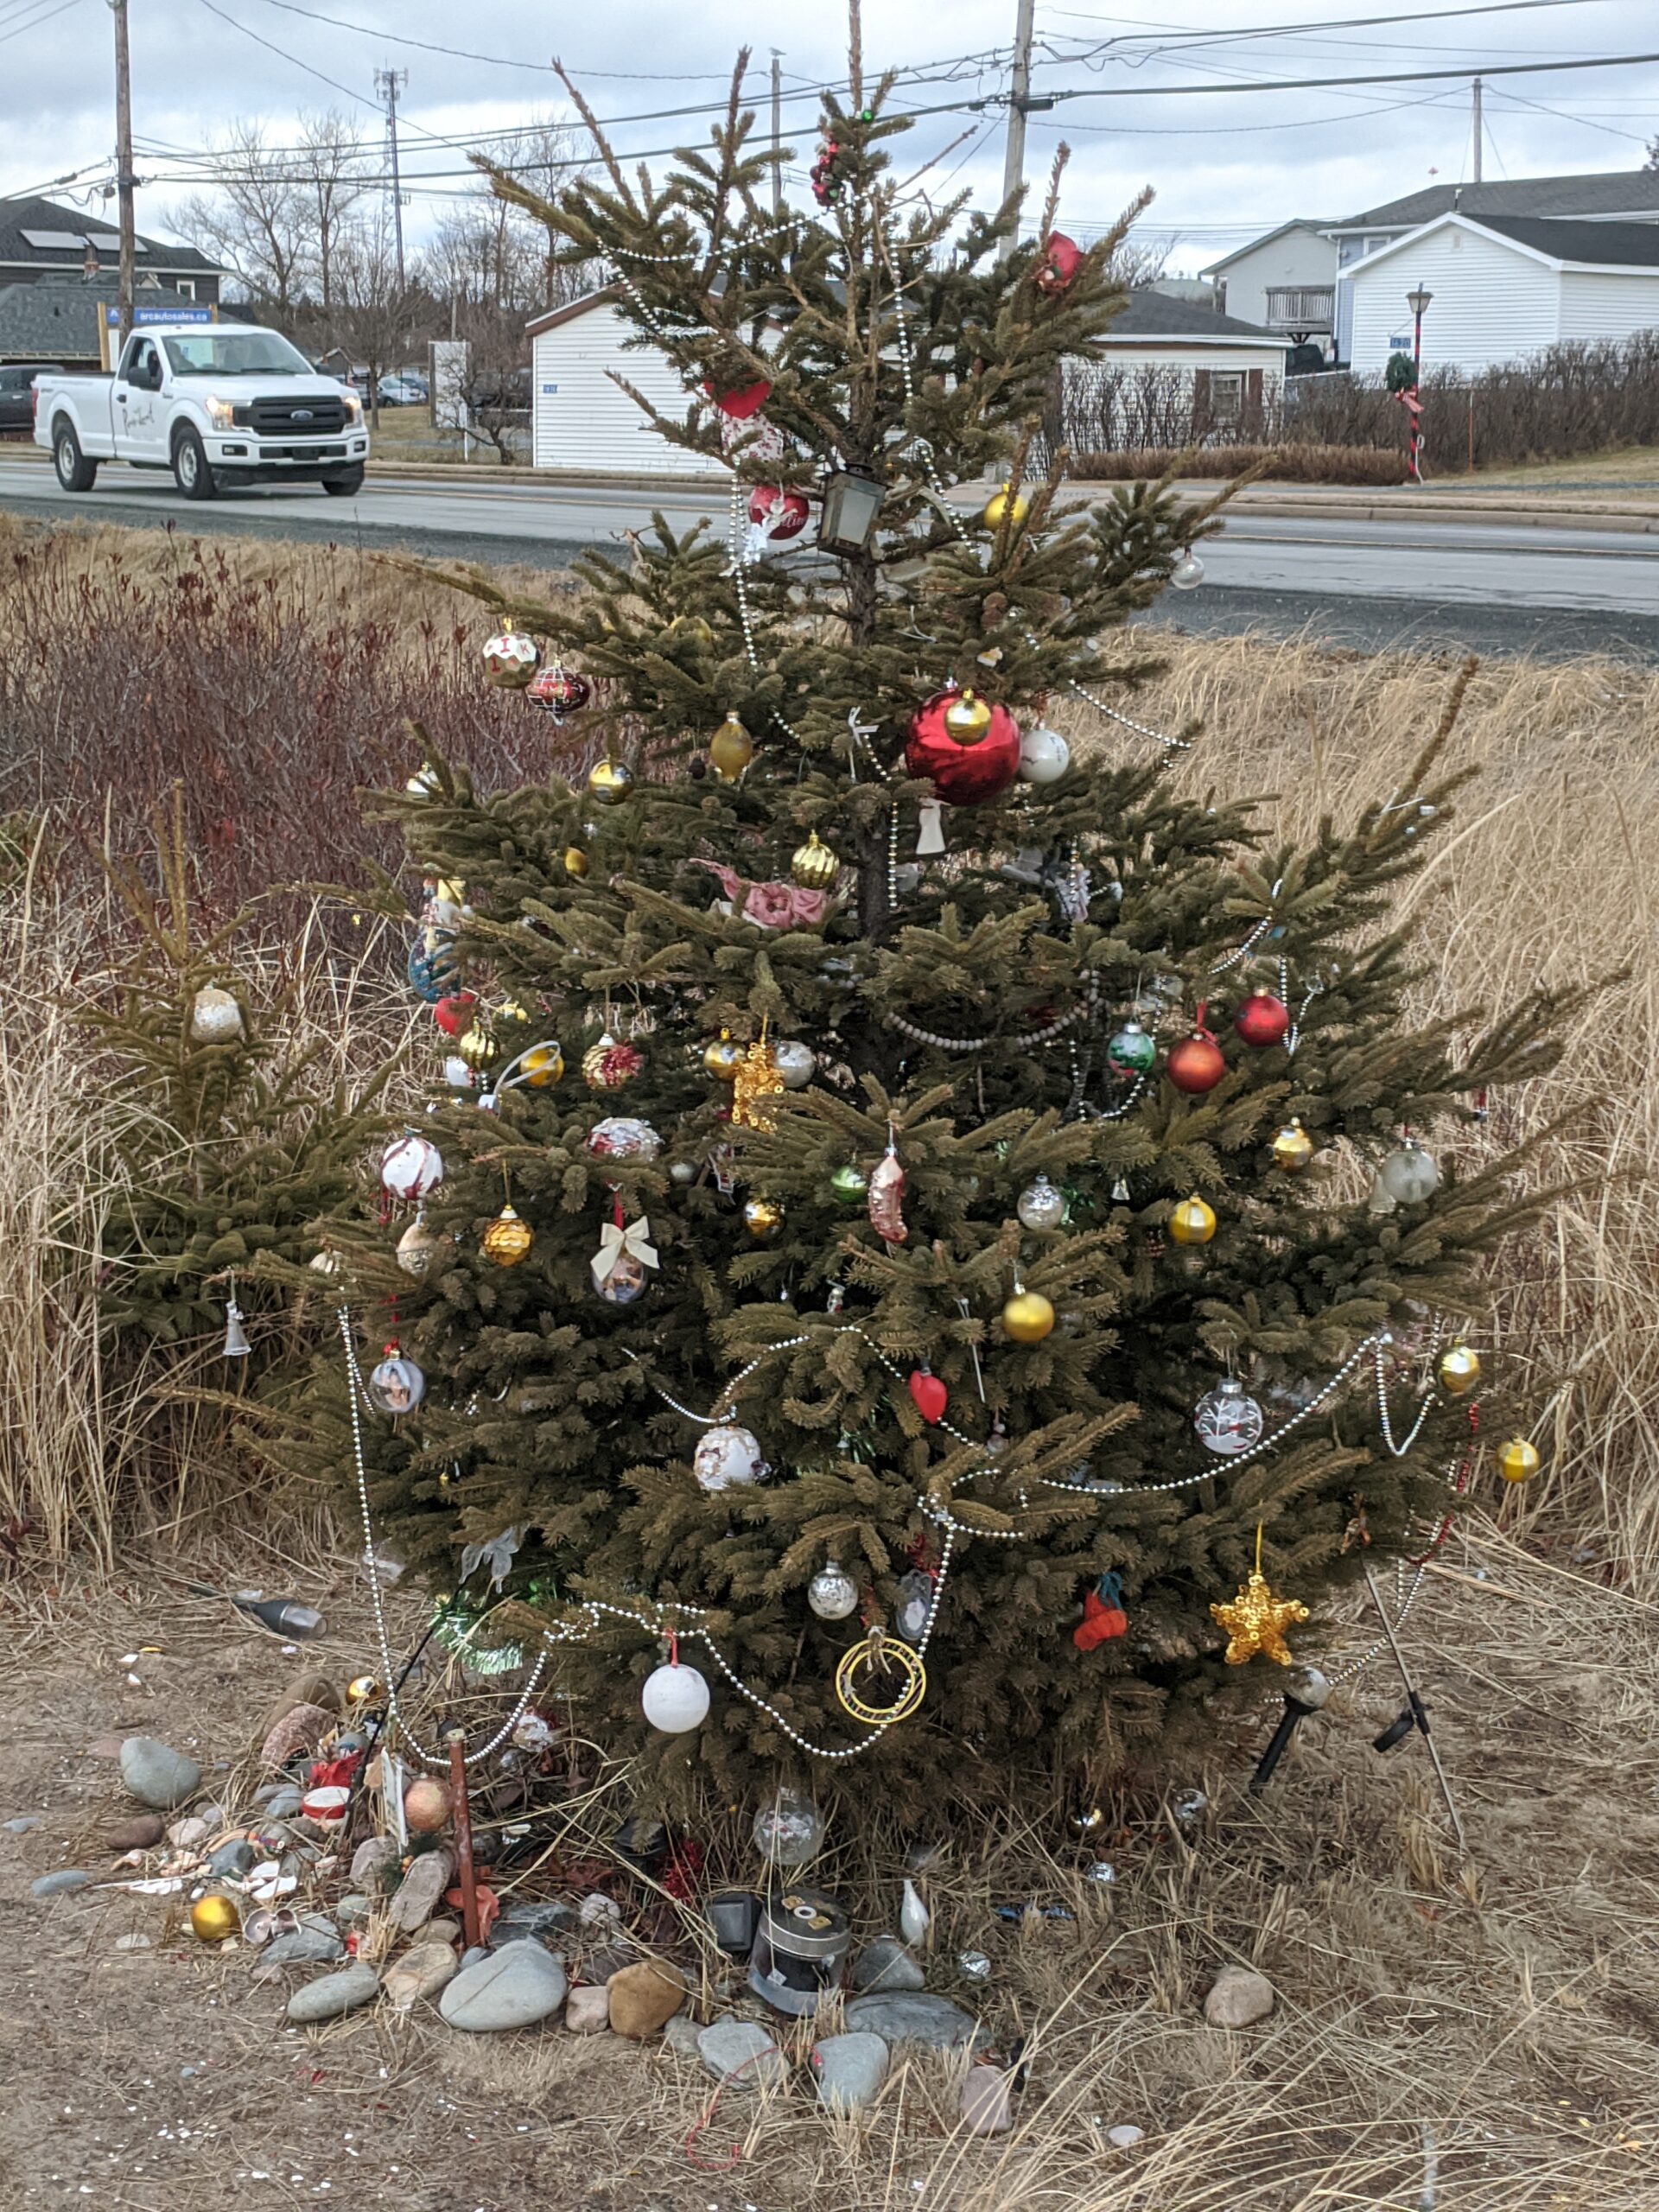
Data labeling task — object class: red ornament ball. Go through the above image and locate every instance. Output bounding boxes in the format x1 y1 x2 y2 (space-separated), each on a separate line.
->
904 690 1021 806
747 484 810 539
526 665 591 721
906 1369 948 1425
1234 990 1290 1047
705 378 772 420
433 990 477 1038
1036 231 1083 296
1166 1028 1227 1095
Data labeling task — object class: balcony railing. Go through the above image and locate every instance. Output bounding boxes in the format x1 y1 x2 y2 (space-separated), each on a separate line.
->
1263 286 1335 329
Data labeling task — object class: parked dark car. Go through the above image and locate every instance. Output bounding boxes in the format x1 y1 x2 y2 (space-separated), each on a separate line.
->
0 362 64 432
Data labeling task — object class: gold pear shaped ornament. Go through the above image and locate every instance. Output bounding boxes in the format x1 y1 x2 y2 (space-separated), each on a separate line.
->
708 712 755 780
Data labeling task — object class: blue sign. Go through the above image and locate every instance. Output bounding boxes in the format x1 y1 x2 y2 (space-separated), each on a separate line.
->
539 380 558 395
104 305 213 327
1388 333 1414 353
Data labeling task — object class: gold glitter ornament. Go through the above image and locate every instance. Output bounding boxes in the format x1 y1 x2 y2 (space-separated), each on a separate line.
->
1436 1342 1480 1395
731 1036 785 1132
1270 1117 1314 1173
1497 1435 1540 1484
482 1204 533 1267
708 711 755 780
1169 1194 1217 1246
1211 1529 1308 1666
790 829 840 891
190 1894 240 1943
587 758 634 806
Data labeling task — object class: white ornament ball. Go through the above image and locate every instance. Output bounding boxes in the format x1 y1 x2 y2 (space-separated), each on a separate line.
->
807 1559 859 1620
1018 723 1071 786
641 1659 709 1733
693 1424 768 1493
770 1039 816 1090
587 1116 663 1164
1016 1173 1067 1231
381 1132 443 1201
189 985 245 1044
1170 551 1205 592
1377 1140 1440 1205
1192 1376 1264 1456
751 1785 827 1865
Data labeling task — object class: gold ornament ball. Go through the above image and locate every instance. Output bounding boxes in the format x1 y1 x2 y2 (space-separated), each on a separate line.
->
520 1042 564 1088
346 1674 381 1705
587 759 634 806
702 1032 745 1080
709 711 755 780
190 1893 240 1944
1271 1117 1315 1174
943 688 995 746
564 845 590 880
404 1777 454 1834
790 830 841 892
1497 1435 1540 1484
1437 1343 1481 1395
743 1196 784 1243
457 1021 499 1071
981 482 1030 531
1169 1193 1217 1247
1002 1289 1056 1344
482 1204 534 1267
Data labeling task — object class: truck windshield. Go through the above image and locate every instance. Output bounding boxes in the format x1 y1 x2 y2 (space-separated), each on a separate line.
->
161 331 314 377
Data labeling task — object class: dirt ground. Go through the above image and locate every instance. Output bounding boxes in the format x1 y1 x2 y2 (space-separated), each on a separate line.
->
2 1516 1656 2212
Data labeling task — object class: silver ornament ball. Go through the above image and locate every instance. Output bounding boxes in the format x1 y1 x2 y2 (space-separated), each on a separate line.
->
807 1559 859 1620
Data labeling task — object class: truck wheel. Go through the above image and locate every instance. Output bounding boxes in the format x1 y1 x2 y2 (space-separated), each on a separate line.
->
321 467 365 496
172 426 219 501
52 420 98 492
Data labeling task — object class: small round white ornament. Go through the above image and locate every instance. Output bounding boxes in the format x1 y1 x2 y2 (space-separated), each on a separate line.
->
1170 551 1205 591
189 985 245 1045
1016 1174 1067 1231
770 1039 816 1090
641 1659 709 1732
381 1131 443 1201
807 1559 859 1620
1376 1140 1440 1205
1193 1376 1264 1456
1018 723 1071 785
693 1424 768 1493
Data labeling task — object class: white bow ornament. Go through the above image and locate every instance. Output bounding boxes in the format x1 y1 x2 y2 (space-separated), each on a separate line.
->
590 1213 660 1291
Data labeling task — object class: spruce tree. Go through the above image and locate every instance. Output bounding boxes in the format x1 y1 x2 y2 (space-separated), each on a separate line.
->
297 57 1566 1816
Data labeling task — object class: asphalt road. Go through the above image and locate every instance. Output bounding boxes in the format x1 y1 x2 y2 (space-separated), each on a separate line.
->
2 455 1657 659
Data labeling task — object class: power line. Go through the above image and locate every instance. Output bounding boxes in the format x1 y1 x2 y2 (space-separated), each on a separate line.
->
1036 0 1631 48
1025 44 1659 100
0 0 80 46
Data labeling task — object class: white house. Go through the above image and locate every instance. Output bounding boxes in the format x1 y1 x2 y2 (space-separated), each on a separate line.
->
1344 213 1659 376
526 289 721 476
1200 220 1337 341
1082 290 1295 433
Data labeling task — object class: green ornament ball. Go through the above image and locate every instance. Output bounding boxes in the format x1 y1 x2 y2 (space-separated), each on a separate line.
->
830 1164 869 1207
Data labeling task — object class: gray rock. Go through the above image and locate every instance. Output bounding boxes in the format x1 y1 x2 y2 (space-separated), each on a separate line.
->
810 2031 889 2113
851 1937 925 1993
262 1787 303 1819
383 1941 459 2009
461 1944 489 1967
1106 2123 1146 2149
389 1846 454 1934
697 2018 788 2090
349 1836 399 1891
4 1816 41 1834
959 2063 1013 2136
334 1893 372 1929
843 1993 981 2051
118 1737 202 1810
663 2013 704 2063
563 1982 610 2034
168 1816 212 1850
439 1942 568 2032
264 1925 344 1967
285 1963 379 2024
207 1840 257 1878
31 1870 92 1897
1204 1966 1274 2030
491 1899 578 1939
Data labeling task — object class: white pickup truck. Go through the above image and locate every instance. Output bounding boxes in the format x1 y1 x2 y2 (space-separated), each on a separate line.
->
33 322 370 500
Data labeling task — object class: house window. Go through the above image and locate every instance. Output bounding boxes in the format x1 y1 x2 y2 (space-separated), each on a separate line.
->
175 279 195 301
1209 370 1245 423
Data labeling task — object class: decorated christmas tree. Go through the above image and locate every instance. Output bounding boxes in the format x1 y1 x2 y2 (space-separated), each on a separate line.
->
290 48 1564 1819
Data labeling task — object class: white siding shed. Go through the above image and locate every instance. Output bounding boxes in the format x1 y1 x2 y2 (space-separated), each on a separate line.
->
527 289 717 476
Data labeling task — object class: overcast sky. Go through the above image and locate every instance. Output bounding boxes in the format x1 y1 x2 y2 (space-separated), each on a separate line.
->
2 0 1656 275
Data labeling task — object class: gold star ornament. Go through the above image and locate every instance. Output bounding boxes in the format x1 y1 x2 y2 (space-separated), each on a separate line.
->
1211 1530 1309 1667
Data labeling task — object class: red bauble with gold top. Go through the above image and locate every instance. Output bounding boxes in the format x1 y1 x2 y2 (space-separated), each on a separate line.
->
1234 990 1290 1047
1166 1026 1227 1094
904 688 1022 806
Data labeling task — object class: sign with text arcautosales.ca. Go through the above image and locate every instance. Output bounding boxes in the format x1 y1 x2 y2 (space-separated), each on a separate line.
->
103 305 214 327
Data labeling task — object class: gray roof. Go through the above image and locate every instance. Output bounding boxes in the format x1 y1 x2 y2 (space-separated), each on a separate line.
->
0 194 221 275
0 280 202 361
1332 168 1659 232
1461 214 1659 268
1102 289 1292 345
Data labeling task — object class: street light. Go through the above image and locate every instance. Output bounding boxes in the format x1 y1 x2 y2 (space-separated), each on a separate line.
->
1404 285 1433 482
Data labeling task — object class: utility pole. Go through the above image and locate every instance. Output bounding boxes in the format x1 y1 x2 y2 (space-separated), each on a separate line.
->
1000 0 1045 259
109 0 136 343
770 50 784 217
1471 75 1484 183
375 67 408 289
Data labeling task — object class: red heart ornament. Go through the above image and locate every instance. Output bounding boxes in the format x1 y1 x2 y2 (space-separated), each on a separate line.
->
707 378 772 420
907 1370 948 1424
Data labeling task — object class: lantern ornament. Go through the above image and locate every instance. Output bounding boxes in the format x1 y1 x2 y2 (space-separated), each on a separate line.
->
818 465 884 552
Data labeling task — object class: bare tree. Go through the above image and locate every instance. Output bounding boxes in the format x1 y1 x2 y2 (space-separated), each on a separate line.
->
321 209 428 425
168 120 310 313
295 110 371 311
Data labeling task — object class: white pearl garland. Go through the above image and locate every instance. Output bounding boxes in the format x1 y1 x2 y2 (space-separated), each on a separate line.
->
887 976 1100 1054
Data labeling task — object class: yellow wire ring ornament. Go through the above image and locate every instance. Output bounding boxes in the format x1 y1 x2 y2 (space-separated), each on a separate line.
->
834 1628 928 1727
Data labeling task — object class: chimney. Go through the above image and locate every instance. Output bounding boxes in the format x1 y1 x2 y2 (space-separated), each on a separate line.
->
1452 187 1462 211
81 242 99 280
